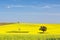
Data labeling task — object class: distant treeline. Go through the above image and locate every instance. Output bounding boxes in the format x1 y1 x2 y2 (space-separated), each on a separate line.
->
0 23 15 25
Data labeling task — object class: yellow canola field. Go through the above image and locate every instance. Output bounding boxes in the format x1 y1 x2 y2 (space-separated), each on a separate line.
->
0 23 60 35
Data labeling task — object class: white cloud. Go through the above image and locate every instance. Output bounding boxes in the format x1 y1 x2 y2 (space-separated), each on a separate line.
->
6 5 11 8
53 4 60 7
11 5 25 7
48 14 60 16
44 13 60 16
5 4 60 9
5 5 38 9
5 5 25 8
44 4 60 8
41 5 51 8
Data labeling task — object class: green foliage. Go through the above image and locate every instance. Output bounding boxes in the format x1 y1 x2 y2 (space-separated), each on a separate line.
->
0 34 59 40
39 26 47 32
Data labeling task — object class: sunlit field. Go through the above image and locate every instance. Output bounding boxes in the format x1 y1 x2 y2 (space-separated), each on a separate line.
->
0 23 60 34
0 23 60 40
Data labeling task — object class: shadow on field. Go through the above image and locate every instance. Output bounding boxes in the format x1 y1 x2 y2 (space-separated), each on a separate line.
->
7 31 29 33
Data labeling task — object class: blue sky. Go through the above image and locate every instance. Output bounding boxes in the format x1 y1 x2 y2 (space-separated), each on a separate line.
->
0 0 60 23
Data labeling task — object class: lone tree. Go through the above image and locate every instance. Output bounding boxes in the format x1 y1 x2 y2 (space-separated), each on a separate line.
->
39 26 47 33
